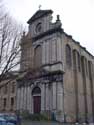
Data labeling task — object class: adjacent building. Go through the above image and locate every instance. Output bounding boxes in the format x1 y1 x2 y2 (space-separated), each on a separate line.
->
0 73 17 112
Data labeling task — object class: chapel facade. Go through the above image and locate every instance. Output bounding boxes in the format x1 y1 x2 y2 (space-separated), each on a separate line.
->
17 9 94 123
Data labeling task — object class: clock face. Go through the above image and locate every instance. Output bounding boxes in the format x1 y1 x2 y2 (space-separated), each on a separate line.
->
35 23 42 33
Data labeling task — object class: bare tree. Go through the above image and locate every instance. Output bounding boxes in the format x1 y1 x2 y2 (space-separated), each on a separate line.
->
0 3 23 82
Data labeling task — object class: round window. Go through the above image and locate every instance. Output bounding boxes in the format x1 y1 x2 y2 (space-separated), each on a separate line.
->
35 23 42 33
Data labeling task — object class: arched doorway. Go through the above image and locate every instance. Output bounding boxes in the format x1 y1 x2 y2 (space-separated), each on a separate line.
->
32 87 41 113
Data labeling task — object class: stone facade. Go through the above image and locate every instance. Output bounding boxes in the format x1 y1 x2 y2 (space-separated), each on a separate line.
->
17 9 94 123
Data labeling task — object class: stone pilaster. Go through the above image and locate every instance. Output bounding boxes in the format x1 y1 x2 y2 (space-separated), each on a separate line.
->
20 87 24 110
57 38 62 62
27 87 31 112
52 40 57 62
41 84 45 112
81 57 88 122
56 82 64 122
52 82 56 110
57 82 63 110
46 84 50 111
16 88 21 110
45 41 50 64
42 42 46 65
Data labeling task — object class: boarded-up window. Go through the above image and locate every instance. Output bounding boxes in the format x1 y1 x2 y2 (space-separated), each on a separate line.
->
34 45 42 68
66 44 72 68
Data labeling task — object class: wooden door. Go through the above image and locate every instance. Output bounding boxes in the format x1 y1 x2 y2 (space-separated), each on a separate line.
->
33 96 41 113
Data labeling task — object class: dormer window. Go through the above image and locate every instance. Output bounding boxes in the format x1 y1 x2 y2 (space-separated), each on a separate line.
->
35 23 42 33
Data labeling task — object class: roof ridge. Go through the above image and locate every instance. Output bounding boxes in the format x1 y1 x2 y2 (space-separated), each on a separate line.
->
27 9 53 24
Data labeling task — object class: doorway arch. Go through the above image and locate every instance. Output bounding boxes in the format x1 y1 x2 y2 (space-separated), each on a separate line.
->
32 87 41 113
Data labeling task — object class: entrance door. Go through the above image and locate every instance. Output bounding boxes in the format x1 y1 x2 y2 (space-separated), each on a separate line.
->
33 96 41 113
32 87 41 114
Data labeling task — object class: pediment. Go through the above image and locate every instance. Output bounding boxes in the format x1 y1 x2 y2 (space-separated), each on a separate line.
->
27 9 53 24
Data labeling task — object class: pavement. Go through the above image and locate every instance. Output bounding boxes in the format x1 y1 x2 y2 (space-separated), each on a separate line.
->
21 120 64 125
21 120 94 125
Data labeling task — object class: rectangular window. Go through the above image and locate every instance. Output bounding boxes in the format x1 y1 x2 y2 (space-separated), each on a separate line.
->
3 98 7 109
11 97 14 107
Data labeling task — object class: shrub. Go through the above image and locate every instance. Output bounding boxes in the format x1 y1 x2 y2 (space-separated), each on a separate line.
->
19 110 50 121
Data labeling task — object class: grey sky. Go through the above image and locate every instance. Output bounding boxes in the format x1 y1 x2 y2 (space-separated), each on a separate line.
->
4 0 94 55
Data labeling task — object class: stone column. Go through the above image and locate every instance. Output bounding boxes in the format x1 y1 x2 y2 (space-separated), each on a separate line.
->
57 38 62 61
42 42 46 65
57 82 63 110
23 87 26 110
41 84 45 112
56 82 64 122
25 87 27 110
49 84 52 111
16 88 21 110
81 57 88 122
52 82 56 111
31 85 33 113
46 84 50 111
45 41 49 64
20 87 24 110
88 61 94 122
27 87 31 112
52 40 57 62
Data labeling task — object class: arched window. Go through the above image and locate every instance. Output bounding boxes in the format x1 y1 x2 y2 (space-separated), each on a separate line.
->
66 44 72 67
32 87 41 95
73 50 76 69
81 56 85 75
88 61 92 79
34 45 42 68
77 52 81 71
84 58 88 76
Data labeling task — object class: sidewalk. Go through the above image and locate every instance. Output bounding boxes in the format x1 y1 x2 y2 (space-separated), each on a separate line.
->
21 120 63 125
21 120 94 125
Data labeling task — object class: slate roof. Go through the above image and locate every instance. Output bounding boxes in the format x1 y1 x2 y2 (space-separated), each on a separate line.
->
27 9 53 24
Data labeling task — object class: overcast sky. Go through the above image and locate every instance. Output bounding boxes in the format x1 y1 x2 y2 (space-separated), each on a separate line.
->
3 0 94 55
